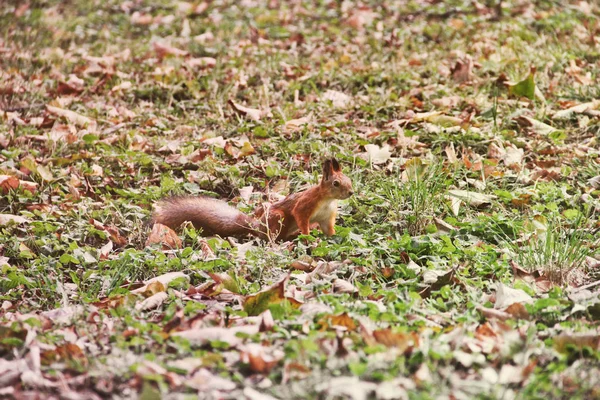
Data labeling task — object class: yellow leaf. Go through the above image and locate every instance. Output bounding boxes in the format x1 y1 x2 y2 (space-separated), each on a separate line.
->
243 274 298 316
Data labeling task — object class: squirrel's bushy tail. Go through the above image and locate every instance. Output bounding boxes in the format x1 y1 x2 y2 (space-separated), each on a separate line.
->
152 196 257 237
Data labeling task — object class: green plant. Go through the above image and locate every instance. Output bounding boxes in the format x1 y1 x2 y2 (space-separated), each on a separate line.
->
387 158 449 236
503 212 598 284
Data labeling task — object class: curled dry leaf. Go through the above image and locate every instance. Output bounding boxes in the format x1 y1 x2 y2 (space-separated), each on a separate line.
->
553 100 600 120
451 56 474 83
135 291 168 311
284 115 314 133
494 283 533 309
243 273 301 316
172 325 260 347
186 57 217 69
332 278 358 294
131 272 188 295
184 368 236 392
239 343 284 374
362 144 392 165
0 175 19 193
554 332 600 353
447 190 496 207
228 100 270 121
515 115 557 136
0 214 29 225
321 89 352 108
153 41 188 58
46 105 97 131
476 305 512 321
146 223 182 250
320 312 357 331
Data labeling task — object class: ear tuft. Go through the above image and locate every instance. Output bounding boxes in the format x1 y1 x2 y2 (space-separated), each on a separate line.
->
330 158 340 171
322 159 333 180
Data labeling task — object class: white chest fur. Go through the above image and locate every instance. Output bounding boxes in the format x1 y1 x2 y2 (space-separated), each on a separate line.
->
310 199 338 223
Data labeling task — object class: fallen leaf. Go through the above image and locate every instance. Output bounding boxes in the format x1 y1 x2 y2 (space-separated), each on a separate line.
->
451 56 474 83
515 116 557 136
0 214 29 225
321 90 352 108
494 283 533 309
228 100 269 121
172 325 259 347
332 279 358 294
503 145 524 167
447 190 496 207
554 332 600 353
284 115 313 132
146 223 182 249
373 329 419 353
186 57 217 69
153 41 188 58
184 368 236 391
553 100 600 120
362 144 392 165
131 272 188 295
319 312 357 331
244 274 299 316
239 343 283 374
46 105 97 131
507 66 536 100
136 291 168 311
0 175 20 193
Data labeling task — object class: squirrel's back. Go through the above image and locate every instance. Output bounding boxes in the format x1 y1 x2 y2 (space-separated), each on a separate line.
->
152 196 255 237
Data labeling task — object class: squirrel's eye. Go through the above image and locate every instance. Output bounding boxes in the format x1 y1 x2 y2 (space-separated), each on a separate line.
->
333 180 340 187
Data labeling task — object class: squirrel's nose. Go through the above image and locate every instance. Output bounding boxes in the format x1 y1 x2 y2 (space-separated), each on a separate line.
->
348 191 354 196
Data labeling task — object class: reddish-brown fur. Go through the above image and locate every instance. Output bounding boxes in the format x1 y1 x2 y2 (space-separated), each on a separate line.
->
152 159 353 242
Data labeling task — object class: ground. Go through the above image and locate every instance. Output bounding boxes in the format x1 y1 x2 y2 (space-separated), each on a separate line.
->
1 0 600 399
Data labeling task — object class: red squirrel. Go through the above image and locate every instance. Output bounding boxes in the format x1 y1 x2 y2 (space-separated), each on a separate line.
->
152 159 353 242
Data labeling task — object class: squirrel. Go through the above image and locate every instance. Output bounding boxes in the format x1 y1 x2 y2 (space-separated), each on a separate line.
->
152 158 353 242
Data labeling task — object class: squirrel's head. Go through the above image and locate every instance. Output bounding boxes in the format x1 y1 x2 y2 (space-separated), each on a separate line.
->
321 158 353 199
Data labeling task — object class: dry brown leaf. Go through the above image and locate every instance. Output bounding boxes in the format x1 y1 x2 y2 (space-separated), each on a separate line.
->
284 115 313 132
46 105 97 131
554 332 600 353
146 223 182 249
362 144 392 165
476 305 512 321
373 329 419 353
228 100 270 121
504 302 530 320
153 41 188 58
321 90 352 108
332 278 358 294
172 325 260 347
131 272 188 295
0 175 20 193
494 283 533 309
320 312 357 331
0 214 28 225
136 291 168 311
239 343 283 374
186 57 217 69
451 56 474 83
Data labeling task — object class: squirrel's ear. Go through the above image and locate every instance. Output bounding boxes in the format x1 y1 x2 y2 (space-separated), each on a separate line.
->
322 159 333 180
331 158 341 172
